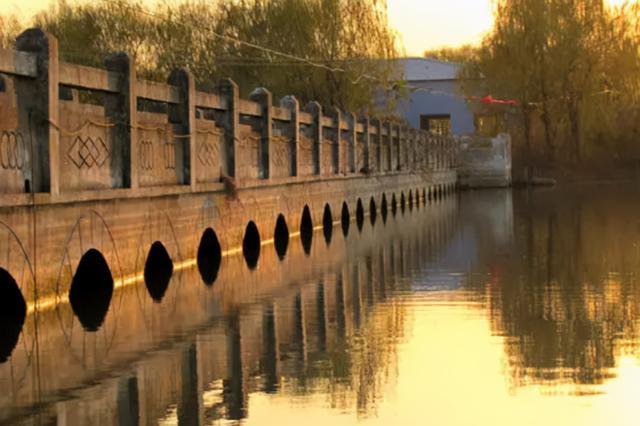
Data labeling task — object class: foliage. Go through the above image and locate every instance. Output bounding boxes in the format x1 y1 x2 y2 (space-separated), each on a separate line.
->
461 0 640 169
22 0 400 113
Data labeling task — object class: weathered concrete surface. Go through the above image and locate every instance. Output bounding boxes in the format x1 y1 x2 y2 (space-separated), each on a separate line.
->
0 170 456 310
458 133 512 188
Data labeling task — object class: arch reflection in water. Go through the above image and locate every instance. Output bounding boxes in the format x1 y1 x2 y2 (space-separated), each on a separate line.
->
242 221 261 270
322 204 333 245
408 190 414 210
144 241 174 303
369 197 377 226
423 188 427 205
381 194 388 223
300 205 313 255
68 249 114 332
391 193 398 216
0 268 26 363
197 228 222 286
274 215 289 260
341 202 350 237
400 192 406 213
356 198 365 232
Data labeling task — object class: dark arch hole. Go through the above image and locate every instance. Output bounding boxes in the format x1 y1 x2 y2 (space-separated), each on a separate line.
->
400 192 406 214
300 205 313 255
0 268 26 363
69 249 114 332
391 194 398 216
274 215 289 261
423 189 427 205
369 197 377 226
356 199 365 232
144 241 173 303
409 191 414 210
243 221 261 270
415 189 420 210
322 204 333 245
341 202 350 237
381 194 388 223
197 228 222 286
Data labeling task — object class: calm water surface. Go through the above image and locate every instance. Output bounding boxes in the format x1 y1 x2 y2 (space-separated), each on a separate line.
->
2 184 640 425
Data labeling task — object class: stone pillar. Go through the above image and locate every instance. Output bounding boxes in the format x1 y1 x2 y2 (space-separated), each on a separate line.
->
360 115 371 174
303 102 322 176
384 121 392 172
105 52 137 189
15 28 59 194
250 88 273 179
346 112 356 174
326 107 341 175
371 118 381 173
219 79 239 178
279 96 299 177
394 124 401 171
169 69 196 189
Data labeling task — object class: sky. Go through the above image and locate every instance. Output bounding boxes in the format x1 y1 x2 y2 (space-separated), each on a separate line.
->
0 0 632 56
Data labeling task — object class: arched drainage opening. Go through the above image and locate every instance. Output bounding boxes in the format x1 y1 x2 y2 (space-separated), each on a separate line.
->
356 199 365 231
274 215 289 261
69 249 114 332
369 197 377 225
341 202 350 237
322 204 333 245
381 194 388 223
400 192 406 214
243 221 261 270
0 268 26 363
144 241 173 303
197 228 222 286
391 194 398 216
409 190 414 210
415 189 421 210
300 205 313 255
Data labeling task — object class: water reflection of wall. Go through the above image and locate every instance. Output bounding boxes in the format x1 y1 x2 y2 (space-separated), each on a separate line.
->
472 187 640 392
0 193 458 424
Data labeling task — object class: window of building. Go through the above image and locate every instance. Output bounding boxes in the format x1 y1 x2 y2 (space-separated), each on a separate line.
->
474 114 499 137
420 114 451 135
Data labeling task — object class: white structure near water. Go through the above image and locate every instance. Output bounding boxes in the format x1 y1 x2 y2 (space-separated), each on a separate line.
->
389 57 513 187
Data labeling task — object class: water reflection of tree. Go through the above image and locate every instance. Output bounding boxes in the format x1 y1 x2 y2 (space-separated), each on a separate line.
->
483 190 640 390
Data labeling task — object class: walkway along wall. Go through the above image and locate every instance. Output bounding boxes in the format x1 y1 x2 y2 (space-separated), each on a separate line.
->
0 28 459 311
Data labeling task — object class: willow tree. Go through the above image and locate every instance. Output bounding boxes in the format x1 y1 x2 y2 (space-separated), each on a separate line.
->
27 0 399 113
464 0 640 168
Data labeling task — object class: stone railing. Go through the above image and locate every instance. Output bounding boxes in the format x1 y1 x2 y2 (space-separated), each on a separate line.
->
0 28 458 204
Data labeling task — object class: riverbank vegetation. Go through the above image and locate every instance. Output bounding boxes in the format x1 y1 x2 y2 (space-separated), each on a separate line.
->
432 0 640 178
0 0 399 112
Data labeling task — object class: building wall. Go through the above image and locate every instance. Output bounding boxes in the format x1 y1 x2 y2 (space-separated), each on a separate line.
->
395 80 475 136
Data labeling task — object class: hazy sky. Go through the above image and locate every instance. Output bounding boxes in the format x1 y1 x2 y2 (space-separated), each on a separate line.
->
0 0 631 56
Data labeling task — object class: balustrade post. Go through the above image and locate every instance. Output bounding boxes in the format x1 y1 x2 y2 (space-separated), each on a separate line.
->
15 29 59 194
303 102 322 176
360 115 371 174
327 107 341 175
104 52 137 189
169 68 196 188
250 87 273 179
279 96 299 177
219 79 239 178
346 112 356 174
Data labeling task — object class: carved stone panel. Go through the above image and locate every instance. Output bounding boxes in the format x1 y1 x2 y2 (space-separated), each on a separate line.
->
195 119 222 184
138 111 184 188
59 101 114 191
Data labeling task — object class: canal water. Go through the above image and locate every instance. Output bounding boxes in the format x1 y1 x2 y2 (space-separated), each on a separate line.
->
2 184 640 425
